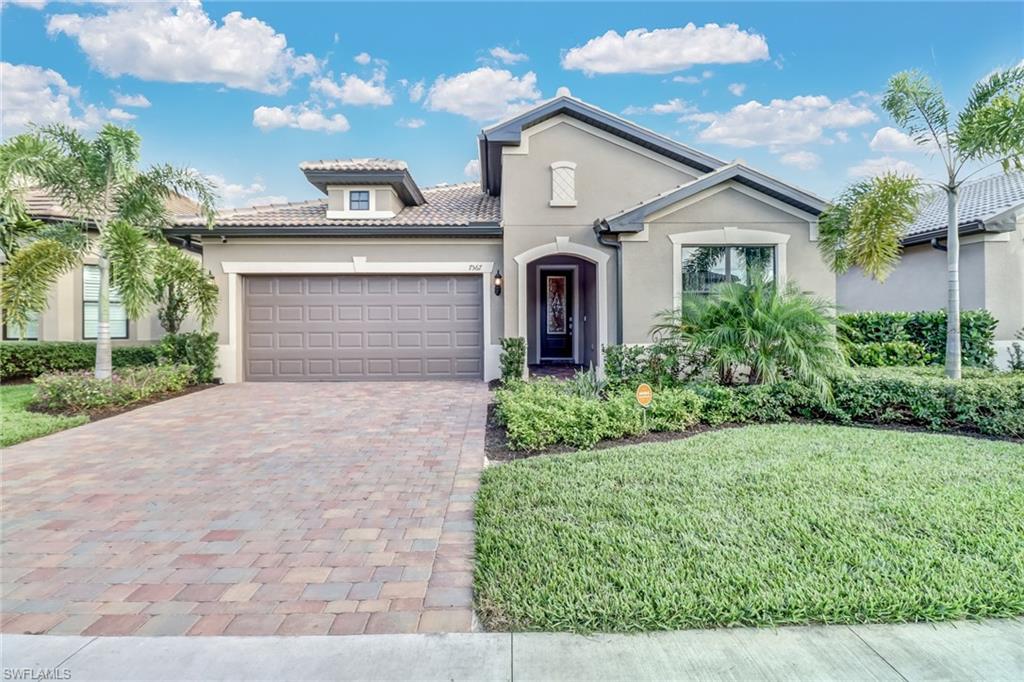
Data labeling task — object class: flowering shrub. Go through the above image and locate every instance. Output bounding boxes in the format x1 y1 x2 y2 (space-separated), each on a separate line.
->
33 364 195 413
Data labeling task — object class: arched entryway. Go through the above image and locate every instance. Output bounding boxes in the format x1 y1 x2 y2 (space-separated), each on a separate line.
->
513 238 609 371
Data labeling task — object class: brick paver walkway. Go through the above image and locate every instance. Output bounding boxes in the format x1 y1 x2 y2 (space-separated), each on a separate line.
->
1 382 489 636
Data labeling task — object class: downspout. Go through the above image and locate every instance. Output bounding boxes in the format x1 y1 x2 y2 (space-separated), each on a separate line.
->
593 219 623 345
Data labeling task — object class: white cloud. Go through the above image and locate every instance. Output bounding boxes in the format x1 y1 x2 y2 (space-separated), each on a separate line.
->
1 61 118 134
562 23 769 75
623 98 693 116
408 79 425 103
779 150 821 170
489 46 528 64
252 104 350 133
396 117 425 129
556 86 572 97
686 94 877 147
107 107 136 122
425 67 540 121
869 126 921 152
464 159 481 179
6 0 48 9
836 131 850 143
46 2 318 94
672 69 713 84
204 173 288 208
354 52 371 65
727 82 746 97
848 156 921 178
312 68 392 106
112 92 151 108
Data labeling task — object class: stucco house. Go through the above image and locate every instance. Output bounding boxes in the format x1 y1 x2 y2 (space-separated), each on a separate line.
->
168 95 831 383
838 171 1024 366
2 188 202 344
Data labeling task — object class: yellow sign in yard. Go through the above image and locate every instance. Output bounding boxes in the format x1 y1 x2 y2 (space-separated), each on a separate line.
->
635 383 653 408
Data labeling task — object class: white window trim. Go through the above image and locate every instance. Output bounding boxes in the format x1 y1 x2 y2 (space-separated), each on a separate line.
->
669 227 790 305
326 185 397 220
549 161 577 207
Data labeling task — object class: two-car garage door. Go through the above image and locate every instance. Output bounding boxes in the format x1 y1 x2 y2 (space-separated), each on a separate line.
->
244 275 483 381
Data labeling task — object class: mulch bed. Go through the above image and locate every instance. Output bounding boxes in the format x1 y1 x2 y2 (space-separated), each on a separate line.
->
27 383 216 423
484 401 1022 462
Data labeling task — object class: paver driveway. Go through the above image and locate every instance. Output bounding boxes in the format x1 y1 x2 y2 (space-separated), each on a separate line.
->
1 382 488 636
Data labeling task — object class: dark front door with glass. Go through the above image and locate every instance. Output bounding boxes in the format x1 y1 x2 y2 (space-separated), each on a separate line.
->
540 269 574 361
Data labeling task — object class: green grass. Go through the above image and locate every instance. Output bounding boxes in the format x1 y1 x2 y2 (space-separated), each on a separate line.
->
475 424 1024 633
0 384 88 447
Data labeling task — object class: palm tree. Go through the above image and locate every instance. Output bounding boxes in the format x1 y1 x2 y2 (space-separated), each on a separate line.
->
652 277 846 399
820 66 1024 379
0 124 218 378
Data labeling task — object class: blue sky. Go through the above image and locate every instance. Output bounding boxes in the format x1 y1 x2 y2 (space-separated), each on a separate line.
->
3 1 1022 207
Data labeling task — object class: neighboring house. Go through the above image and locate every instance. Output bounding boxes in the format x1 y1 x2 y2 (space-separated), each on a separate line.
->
838 171 1024 367
168 96 830 383
1 188 202 344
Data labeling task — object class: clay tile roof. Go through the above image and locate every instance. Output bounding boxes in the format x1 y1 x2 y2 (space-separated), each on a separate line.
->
23 187 200 221
298 158 408 172
907 170 1024 238
173 182 500 229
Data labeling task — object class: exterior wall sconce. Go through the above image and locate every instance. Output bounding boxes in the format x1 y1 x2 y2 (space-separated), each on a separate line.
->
493 270 503 296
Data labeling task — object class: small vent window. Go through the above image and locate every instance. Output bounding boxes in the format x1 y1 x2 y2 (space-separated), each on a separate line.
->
550 161 577 207
349 190 370 211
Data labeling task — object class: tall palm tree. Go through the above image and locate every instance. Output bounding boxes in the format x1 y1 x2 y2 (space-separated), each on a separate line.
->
0 124 218 378
819 66 1024 379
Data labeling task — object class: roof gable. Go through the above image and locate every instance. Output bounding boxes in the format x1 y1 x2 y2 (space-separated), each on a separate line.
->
600 163 828 233
478 96 726 196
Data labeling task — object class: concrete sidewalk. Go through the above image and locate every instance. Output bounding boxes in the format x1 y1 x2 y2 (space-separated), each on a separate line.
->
3 618 1022 681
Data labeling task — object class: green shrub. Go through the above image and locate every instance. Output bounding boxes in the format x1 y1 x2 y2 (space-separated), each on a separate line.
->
1008 329 1024 373
0 341 158 380
563 366 606 400
495 379 705 450
602 342 696 388
689 382 802 426
839 309 997 367
499 337 526 384
652 279 846 398
32 364 196 413
846 340 931 367
156 332 218 383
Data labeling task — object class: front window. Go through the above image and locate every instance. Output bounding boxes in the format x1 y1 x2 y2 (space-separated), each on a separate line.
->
4 311 39 340
349 190 370 211
681 245 775 294
83 265 128 339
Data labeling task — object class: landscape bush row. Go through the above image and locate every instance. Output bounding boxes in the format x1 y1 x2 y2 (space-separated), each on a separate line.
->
33 364 198 413
0 332 218 381
495 366 1024 450
839 309 997 367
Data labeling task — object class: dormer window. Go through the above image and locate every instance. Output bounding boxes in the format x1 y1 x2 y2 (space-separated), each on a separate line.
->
349 190 370 211
550 161 577 207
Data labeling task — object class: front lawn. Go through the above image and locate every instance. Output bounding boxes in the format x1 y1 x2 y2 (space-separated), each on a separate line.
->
475 424 1024 632
0 384 88 447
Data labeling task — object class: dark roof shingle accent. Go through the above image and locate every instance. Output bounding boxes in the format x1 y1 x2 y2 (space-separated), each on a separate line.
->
905 171 1024 239
171 182 500 231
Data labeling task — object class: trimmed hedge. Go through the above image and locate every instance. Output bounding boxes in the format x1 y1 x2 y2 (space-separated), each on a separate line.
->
0 341 158 381
603 342 693 387
495 378 704 450
493 367 1024 450
846 340 931 367
32 364 196 413
840 309 997 367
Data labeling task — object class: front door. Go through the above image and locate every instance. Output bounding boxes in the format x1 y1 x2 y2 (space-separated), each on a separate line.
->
540 269 574 361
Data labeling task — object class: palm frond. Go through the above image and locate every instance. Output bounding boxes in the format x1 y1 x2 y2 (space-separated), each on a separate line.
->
882 70 952 165
0 238 81 331
956 65 1024 166
153 243 219 330
101 220 155 319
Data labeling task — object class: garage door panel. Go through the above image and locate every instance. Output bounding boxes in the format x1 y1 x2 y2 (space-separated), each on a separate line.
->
244 275 483 381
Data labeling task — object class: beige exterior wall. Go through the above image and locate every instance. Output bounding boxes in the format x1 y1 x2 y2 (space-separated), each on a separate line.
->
499 115 701 361
837 229 1022 338
200 237 504 382
1 234 193 344
623 184 830 343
